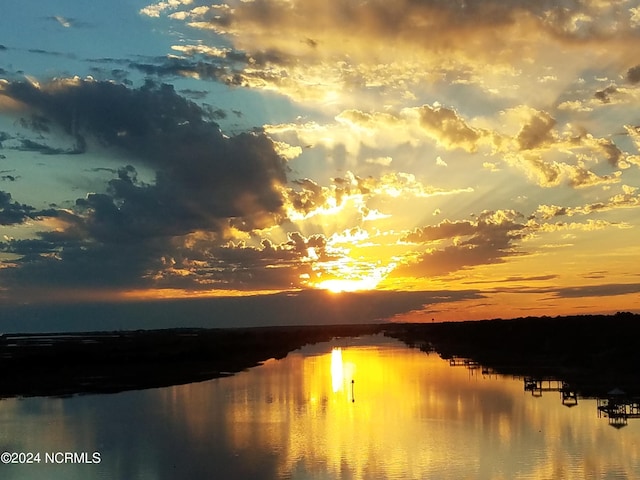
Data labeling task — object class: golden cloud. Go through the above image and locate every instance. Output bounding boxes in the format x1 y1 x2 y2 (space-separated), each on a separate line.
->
152 0 640 105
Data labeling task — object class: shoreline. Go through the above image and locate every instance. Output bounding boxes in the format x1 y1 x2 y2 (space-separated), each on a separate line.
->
1 313 639 399
385 312 640 397
0 324 386 398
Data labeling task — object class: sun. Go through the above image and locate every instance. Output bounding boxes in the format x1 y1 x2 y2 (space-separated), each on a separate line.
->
314 277 380 293
311 263 391 293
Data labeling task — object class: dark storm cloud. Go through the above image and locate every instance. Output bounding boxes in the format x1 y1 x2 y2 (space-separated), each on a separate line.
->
0 190 35 225
582 271 607 279
26 48 76 59
0 169 19 182
516 111 556 150
1 113 85 155
122 45 297 89
0 205 168 291
535 189 640 219
395 210 526 277
203 106 227 120
18 114 51 133
84 52 246 84
17 139 84 155
0 191 58 226
403 219 477 243
0 78 291 291
3 79 288 229
0 131 12 143
627 65 640 84
3 79 208 153
288 178 330 215
547 283 640 299
284 174 390 217
493 282 640 300
72 168 233 243
180 89 210 100
155 232 334 291
85 167 117 174
594 85 618 104
128 58 228 82
2 241 165 289
598 138 623 167
1 238 62 255
463 274 558 285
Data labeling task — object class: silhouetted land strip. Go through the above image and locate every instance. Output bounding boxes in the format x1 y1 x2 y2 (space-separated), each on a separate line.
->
385 312 640 397
1 313 639 398
0 324 385 398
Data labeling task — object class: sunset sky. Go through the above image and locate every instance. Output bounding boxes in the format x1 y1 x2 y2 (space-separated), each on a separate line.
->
1 0 640 327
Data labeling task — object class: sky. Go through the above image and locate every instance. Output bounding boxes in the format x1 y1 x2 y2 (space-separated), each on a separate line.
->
1 0 640 328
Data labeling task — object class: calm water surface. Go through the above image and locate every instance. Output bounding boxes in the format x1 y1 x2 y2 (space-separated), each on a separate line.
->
1 335 639 479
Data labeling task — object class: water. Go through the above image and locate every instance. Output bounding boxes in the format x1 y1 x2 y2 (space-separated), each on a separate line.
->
1 335 639 479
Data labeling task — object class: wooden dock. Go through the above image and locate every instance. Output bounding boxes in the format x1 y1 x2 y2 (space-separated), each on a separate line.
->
448 356 480 369
597 390 640 428
524 376 563 395
523 376 579 406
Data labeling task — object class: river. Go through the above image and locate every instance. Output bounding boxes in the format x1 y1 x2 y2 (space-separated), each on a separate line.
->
1 335 638 479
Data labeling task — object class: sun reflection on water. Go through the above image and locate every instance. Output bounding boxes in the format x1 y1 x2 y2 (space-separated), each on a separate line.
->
330 347 343 393
330 347 356 399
